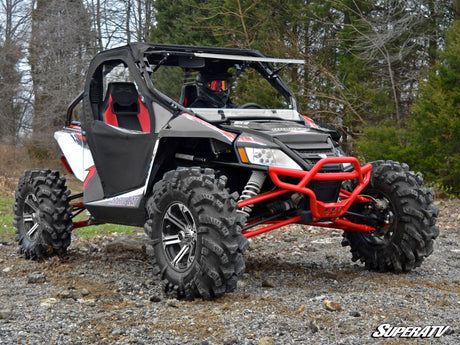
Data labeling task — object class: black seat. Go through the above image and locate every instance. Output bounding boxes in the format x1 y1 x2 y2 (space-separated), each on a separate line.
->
100 82 150 132
180 84 197 107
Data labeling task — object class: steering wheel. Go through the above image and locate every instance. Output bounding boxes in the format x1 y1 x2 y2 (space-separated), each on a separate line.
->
239 103 264 109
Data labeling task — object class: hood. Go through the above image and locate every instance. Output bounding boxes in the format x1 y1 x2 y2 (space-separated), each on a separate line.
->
229 119 338 167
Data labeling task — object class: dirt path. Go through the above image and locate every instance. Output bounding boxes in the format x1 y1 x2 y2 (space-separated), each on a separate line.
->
0 200 459 344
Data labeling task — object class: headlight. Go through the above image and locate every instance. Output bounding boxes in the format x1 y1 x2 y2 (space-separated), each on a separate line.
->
241 147 302 170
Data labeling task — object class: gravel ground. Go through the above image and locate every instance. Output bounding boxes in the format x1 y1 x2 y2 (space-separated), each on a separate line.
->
0 200 459 345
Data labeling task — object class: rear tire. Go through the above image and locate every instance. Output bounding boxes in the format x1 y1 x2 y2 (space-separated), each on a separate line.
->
14 170 73 259
144 167 248 300
342 160 439 272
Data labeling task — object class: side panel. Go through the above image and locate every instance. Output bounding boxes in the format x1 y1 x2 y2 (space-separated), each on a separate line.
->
54 128 94 182
85 186 146 226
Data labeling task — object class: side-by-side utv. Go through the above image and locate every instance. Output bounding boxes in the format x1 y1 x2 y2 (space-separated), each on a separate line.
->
14 43 439 299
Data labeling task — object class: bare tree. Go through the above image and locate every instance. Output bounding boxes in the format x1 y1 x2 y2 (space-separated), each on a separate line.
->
29 0 96 149
87 0 154 50
0 0 32 144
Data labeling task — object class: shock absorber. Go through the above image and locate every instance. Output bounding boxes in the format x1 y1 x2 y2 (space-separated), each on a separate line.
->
237 170 266 217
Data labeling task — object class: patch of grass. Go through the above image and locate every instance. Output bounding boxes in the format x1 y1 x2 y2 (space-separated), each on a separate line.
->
73 224 138 238
0 193 16 241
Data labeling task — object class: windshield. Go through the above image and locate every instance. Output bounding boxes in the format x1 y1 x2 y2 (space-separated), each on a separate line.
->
188 108 303 123
144 49 303 112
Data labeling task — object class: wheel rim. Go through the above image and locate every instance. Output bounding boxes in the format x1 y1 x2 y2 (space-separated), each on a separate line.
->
161 202 197 272
23 193 41 242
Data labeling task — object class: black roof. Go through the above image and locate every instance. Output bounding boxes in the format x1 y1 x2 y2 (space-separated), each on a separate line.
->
128 42 266 60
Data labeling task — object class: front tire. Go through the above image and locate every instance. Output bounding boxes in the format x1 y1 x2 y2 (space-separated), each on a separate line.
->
342 161 439 272
14 170 73 259
144 167 248 300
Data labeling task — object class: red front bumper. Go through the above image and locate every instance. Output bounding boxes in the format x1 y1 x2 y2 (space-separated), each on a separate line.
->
238 157 374 238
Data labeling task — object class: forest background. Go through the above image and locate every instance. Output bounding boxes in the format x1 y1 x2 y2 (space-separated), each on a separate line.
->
1 0 459 194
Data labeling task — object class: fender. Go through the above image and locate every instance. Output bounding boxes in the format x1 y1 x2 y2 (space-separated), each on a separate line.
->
54 127 94 182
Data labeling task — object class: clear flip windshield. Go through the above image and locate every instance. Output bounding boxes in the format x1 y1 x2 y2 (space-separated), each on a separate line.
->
145 49 304 114
190 108 303 123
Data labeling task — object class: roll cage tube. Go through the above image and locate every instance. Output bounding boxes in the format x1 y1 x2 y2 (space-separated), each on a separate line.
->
238 157 374 238
66 92 84 127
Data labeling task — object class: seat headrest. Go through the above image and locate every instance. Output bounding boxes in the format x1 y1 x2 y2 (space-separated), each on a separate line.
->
106 82 139 115
107 82 138 107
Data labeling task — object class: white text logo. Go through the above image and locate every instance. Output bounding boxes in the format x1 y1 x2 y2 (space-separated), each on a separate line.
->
372 324 450 338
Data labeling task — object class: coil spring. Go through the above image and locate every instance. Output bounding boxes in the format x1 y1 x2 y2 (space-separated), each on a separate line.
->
237 171 266 217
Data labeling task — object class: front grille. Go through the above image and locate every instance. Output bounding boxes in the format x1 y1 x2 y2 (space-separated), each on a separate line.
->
288 144 338 169
307 180 342 203
275 131 341 170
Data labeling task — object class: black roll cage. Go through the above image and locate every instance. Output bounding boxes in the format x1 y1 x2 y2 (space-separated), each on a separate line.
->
68 42 304 129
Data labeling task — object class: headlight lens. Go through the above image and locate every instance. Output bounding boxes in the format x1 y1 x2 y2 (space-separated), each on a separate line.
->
243 147 302 170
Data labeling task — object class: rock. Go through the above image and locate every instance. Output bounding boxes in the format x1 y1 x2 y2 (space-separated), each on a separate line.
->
81 298 96 306
166 299 180 308
307 320 319 333
81 288 90 297
310 294 327 302
150 295 162 303
79 246 89 253
28 273 46 284
349 311 361 317
261 279 275 288
323 299 342 312
58 290 74 299
258 336 275 345
0 309 12 320
111 329 125 336
40 298 58 309
2 266 12 273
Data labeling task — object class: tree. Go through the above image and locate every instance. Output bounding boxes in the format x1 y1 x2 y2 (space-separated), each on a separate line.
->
150 0 218 46
407 19 460 192
29 0 95 150
0 0 31 144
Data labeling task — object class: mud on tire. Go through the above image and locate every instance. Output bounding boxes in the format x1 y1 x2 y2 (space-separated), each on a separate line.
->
342 160 439 272
144 167 248 300
14 170 73 259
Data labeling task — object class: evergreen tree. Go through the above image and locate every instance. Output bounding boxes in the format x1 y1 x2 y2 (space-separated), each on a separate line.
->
407 19 460 192
150 0 218 46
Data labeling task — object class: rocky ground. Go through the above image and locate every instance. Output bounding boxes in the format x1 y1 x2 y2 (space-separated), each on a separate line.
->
0 200 459 345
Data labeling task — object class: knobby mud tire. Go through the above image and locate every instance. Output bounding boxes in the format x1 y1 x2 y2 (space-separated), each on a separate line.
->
144 167 248 300
14 169 73 259
342 160 439 272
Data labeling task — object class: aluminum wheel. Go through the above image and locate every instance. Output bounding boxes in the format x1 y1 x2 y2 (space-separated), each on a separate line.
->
161 202 197 272
22 193 41 242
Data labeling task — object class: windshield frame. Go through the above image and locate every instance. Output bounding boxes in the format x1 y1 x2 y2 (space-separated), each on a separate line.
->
131 43 304 114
